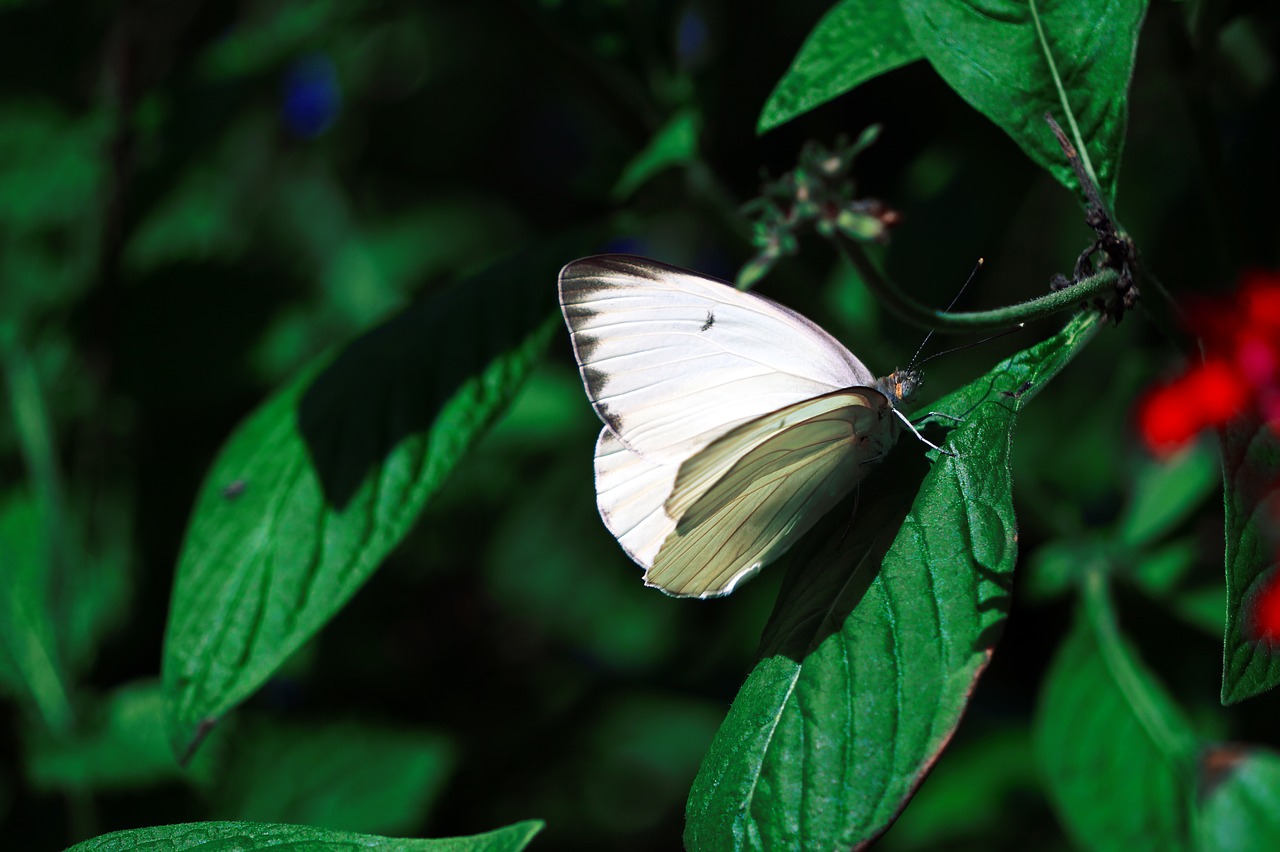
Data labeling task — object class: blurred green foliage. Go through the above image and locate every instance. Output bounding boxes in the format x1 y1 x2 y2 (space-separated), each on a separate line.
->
0 0 1278 850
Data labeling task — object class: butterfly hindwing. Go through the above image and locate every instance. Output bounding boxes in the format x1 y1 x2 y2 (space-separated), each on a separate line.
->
644 391 898 597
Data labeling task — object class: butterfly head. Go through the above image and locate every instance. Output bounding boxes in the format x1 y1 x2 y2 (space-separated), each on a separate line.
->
876 369 922 409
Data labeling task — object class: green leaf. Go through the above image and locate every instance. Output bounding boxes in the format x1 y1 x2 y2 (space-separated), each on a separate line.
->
0 102 105 235
1170 585 1226 638
0 491 73 731
200 1 346 80
1196 746 1280 851
901 0 1148 207
1117 443 1220 547
1125 539 1225 637
685 312 1100 850
0 337 133 730
161 254 559 758
882 728 1042 848
214 720 455 835
1127 538 1199 595
1024 534 1114 600
1220 416 1280 704
1035 589 1199 850
123 165 254 273
27 680 221 791
758 0 922 134
612 109 700 200
64 820 545 852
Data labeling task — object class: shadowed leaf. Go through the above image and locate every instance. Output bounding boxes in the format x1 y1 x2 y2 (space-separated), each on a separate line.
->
1220 416 1280 704
162 250 561 758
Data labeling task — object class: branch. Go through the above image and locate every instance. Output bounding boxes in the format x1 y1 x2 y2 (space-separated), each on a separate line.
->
835 233 1119 333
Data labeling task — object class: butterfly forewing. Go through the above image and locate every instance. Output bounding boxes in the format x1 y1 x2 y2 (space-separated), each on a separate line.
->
559 255 875 463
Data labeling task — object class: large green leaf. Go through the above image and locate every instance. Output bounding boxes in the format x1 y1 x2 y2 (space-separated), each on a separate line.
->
1220 416 1280 704
685 311 1101 850
1196 746 1280 850
64 820 544 852
162 253 559 758
1035 590 1199 849
758 0 922 134
901 0 1147 207
1117 442 1220 548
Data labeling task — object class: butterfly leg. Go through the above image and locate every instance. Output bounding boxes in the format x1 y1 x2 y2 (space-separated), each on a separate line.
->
892 408 957 457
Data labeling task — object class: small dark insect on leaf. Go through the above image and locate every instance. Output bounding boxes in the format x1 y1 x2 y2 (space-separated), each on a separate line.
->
1001 381 1033 399
701 311 715 332
221 479 247 499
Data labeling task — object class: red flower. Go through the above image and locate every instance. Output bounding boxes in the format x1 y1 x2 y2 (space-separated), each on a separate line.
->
1138 360 1249 456
1138 270 1280 455
1250 570 1280 643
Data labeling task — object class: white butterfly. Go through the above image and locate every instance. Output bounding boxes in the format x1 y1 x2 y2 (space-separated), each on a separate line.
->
559 255 935 598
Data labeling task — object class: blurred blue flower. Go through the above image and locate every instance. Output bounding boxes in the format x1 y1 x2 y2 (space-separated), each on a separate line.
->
281 54 341 138
676 7 710 70
600 236 651 256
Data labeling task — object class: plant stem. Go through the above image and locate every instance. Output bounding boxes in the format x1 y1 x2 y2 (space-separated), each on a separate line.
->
835 233 1119 333
1083 570 1199 769
1029 0 1106 214
0 324 76 735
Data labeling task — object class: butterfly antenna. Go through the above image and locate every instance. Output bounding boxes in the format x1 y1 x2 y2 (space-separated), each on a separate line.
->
917 323 1026 366
906 330 934 372
907 257 984 370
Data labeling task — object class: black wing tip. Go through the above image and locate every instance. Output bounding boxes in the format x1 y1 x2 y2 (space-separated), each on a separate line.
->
558 254 701 284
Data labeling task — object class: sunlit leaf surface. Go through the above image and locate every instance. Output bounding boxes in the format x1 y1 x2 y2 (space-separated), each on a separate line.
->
902 0 1147 206
758 0 922 134
65 820 545 852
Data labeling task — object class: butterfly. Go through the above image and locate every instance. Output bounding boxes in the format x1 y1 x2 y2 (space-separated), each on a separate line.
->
559 254 939 598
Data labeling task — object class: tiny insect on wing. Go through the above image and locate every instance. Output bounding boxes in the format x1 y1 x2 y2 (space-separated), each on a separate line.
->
560 254 920 597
